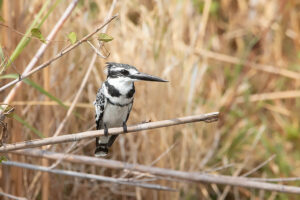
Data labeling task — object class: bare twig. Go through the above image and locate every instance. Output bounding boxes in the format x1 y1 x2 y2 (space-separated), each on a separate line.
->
2 161 175 191
0 15 118 93
121 142 178 181
87 41 107 58
149 142 177 166
3 0 79 104
12 148 300 194
0 112 219 152
242 154 276 177
47 141 77 169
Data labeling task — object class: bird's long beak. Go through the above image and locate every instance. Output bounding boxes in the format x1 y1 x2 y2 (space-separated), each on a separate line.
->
130 72 168 82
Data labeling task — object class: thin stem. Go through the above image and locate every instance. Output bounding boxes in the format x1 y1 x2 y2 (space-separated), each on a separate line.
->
0 112 219 152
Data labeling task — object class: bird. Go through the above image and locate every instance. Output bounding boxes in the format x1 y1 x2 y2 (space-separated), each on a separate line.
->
94 62 168 157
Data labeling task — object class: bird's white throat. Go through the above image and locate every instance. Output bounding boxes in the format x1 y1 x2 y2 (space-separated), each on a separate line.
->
107 77 134 95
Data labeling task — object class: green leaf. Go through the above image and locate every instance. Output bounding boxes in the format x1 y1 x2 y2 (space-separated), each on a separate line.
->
0 0 3 10
13 114 44 138
2 104 14 118
0 16 4 22
67 32 77 44
31 28 46 43
0 44 5 62
0 73 20 80
210 0 220 15
0 156 7 163
98 33 114 42
0 44 5 73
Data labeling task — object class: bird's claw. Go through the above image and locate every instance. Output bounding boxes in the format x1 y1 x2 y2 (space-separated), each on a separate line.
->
104 124 108 136
123 122 127 133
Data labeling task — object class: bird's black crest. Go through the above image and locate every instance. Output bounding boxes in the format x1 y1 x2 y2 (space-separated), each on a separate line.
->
106 62 138 78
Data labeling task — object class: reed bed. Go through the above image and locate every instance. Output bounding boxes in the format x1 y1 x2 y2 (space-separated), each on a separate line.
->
1 0 300 199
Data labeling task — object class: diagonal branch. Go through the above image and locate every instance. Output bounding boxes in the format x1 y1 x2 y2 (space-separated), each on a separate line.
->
0 112 219 152
0 15 118 93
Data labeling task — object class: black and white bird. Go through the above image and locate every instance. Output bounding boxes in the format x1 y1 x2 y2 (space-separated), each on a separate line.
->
94 62 167 157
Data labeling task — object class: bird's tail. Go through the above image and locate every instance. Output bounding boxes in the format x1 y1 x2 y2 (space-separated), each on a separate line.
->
95 137 109 157
94 135 118 157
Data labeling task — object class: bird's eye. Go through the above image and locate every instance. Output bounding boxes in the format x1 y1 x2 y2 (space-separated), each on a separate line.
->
121 70 129 75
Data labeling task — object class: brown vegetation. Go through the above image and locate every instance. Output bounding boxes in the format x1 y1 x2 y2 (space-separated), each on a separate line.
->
1 0 300 199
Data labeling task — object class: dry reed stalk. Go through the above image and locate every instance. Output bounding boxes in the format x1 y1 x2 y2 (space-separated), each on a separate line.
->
2 1 80 199
195 49 300 80
11 148 300 195
236 90 300 103
42 55 50 200
219 126 265 200
23 2 118 198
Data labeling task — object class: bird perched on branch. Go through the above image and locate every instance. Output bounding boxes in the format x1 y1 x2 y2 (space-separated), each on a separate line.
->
94 62 168 157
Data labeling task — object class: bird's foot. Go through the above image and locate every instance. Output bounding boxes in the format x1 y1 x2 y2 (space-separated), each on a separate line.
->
104 123 108 136
122 122 127 133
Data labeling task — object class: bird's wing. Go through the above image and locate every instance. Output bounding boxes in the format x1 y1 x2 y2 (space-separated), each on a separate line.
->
125 100 133 123
94 86 107 130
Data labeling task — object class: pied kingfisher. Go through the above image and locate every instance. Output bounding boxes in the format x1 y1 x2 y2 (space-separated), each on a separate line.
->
94 62 167 157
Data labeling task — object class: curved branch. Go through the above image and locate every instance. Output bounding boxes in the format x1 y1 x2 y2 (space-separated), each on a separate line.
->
0 112 219 152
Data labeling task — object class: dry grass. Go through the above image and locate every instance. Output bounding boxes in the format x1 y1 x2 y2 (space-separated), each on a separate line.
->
1 0 300 199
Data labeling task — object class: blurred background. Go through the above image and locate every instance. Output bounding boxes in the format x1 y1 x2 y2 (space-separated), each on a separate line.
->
1 0 300 199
